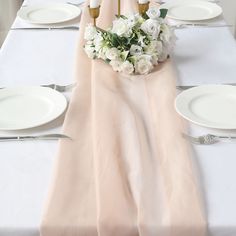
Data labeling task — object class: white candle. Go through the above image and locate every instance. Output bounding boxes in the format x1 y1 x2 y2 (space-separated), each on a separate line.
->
90 0 100 8
139 0 148 3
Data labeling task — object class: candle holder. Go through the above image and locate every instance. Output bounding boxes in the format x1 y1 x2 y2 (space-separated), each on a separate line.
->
118 0 121 17
138 2 150 16
88 5 100 27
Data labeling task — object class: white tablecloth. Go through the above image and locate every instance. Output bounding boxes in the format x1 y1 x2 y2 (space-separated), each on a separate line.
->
0 0 236 235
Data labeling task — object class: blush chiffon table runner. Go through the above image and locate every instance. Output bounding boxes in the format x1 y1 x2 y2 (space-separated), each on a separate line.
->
40 0 206 235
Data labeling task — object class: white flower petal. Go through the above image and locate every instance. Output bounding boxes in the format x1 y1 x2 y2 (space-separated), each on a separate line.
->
121 61 134 74
146 7 161 19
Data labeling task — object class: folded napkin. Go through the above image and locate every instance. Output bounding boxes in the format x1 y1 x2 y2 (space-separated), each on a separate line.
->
41 0 206 235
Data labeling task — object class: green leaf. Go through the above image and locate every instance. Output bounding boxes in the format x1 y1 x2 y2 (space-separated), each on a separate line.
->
128 56 137 64
115 14 128 20
160 9 168 19
111 33 121 47
120 51 129 60
120 15 128 20
108 33 123 47
142 13 149 20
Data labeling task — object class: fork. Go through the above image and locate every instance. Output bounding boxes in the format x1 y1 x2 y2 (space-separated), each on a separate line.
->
176 83 236 91
11 26 80 31
22 2 85 7
67 1 85 6
182 133 236 145
0 134 72 142
0 83 76 92
41 83 77 92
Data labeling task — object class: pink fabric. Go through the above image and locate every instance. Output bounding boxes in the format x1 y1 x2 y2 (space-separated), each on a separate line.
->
40 0 206 235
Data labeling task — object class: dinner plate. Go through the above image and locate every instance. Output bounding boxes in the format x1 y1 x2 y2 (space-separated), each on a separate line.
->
175 85 236 129
160 0 222 21
17 3 81 24
0 86 67 130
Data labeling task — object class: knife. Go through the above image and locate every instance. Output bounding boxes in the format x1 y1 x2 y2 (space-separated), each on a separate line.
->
176 83 236 90
10 26 80 31
174 24 234 29
157 0 220 3
0 134 72 142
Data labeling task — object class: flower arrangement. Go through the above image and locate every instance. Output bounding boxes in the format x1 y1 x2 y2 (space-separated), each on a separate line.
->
84 7 176 75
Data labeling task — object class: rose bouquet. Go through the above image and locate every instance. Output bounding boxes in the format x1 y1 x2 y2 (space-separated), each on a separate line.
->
84 7 176 75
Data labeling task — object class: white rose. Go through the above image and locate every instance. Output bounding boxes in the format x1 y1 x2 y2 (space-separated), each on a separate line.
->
105 47 120 60
84 24 98 41
151 54 159 65
155 40 163 54
121 61 134 75
130 45 143 56
160 24 173 43
93 33 104 51
135 55 153 75
97 46 108 60
138 35 146 47
159 24 176 61
159 50 168 62
84 44 96 59
112 18 131 37
146 7 160 19
141 19 161 39
127 13 139 27
159 45 171 62
110 60 122 72
145 40 162 55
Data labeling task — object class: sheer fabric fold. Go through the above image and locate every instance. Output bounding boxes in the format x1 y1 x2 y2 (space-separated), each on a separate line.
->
40 1 206 235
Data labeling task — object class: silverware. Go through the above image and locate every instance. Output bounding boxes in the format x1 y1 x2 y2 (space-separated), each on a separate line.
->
182 133 236 145
157 0 220 4
10 26 80 31
0 83 77 92
41 83 77 92
174 24 233 29
22 2 85 7
176 85 200 90
0 134 72 142
176 83 236 91
67 1 85 6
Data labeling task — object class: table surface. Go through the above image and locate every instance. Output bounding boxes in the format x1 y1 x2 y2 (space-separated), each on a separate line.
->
1 0 236 236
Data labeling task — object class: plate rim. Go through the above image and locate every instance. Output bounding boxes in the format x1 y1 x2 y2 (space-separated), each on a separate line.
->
17 3 81 24
160 0 222 21
175 85 236 130
0 86 67 131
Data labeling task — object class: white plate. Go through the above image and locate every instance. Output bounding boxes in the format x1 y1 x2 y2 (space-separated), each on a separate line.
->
17 3 81 24
160 0 222 21
0 87 67 130
175 85 236 129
